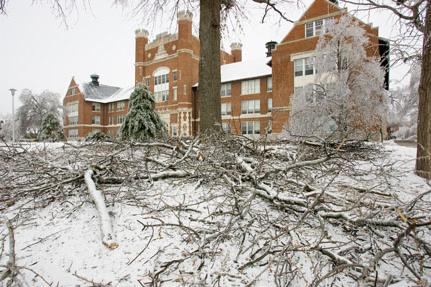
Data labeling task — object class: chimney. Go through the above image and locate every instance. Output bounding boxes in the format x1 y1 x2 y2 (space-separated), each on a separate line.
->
90 74 99 86
178 11 193 41
230 42 242 63
265 41 277 57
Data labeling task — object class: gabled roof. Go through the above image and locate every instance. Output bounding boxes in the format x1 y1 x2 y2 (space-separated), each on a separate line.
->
193 57 272 87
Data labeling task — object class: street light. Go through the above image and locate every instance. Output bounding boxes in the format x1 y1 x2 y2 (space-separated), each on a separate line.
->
9 88 17 143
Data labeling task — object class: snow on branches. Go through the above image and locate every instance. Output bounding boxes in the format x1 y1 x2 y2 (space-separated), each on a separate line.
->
289 16 387 141
0 137 430 286
120 85 167 141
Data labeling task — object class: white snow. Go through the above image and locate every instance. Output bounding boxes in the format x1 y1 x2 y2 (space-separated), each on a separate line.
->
193 58 272 87
1 141 429 286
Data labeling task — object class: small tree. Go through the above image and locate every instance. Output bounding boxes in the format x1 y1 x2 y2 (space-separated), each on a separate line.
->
120 86 166 141
289 16 386 141
38 113 65 142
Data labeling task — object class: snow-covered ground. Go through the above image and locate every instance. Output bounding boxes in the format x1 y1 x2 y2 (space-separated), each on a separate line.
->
1 140 430 286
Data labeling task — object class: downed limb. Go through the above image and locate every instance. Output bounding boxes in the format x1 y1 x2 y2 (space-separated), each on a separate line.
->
84 169 118 249
0 219 17 284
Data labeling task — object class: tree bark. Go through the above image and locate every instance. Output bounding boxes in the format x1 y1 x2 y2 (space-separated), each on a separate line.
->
416 1 431 179
198 0 222 135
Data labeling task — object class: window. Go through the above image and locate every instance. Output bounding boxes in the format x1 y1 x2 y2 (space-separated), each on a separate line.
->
109 116 114 125
222 122 231 133
294 59 304 77
117 115 125 124
294 57 315 77
92 116 101 125
68 116 78 126
171 125 177 137
66 102 78 117
68 129 78 138
241 79 260 95
221 103 231 116
221 83 232 97
184 84 187 96
267 77 272 92
70 87 77 96
241 100 260 114
173 71 178 81
92 103 101 112
305 18 331 38
117 101 125 111
109 103 116 112
268 98 272 113
305 57 314 75
145 77 150 87
173 87 177 101
305 22 314 37
241 121 260 135
154 90 169 102
154 73 169 85
314 19 323 36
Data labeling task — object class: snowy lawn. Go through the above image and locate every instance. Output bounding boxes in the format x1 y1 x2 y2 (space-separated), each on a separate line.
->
0 138 430 286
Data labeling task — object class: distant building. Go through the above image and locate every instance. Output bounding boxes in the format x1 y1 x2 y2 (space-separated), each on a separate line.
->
63 0 389 140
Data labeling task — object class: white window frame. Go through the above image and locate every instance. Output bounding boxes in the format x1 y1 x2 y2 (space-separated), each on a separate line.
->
241 79 260 95
68 128 79 138
68 116 78 126
241 121 260 135
92 115 101 125
173 86 177 101
92 103 101 112
241 100 260 114
305 18 331 38
221 83 232 97
267 77 272 92
221 102 232 116
117 101 125 111
268 98 272 113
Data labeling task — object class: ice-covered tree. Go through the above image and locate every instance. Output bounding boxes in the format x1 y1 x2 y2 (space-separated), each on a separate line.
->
289 16 386 141
38 113 65 142
388 63 420 139
17 89 62 139
120 86 166 141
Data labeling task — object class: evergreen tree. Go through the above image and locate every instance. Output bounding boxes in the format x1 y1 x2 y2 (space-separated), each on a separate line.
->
120 86 166 141
38 113 65 142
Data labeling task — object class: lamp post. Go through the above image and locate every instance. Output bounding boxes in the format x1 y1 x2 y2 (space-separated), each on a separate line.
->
9 88 17 143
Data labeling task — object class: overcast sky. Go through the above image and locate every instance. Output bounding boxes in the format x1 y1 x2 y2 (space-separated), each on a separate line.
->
0 0 409 117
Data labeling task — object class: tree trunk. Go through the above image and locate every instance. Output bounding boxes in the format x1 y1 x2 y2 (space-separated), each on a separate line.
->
198 0 222 135
416 2 431 179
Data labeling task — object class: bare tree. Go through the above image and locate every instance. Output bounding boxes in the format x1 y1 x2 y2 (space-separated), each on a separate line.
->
340 0 430 177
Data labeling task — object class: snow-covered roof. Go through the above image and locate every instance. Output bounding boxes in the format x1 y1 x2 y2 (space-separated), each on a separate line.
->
100 86 135 103
193 57 272 87
79 82 121 102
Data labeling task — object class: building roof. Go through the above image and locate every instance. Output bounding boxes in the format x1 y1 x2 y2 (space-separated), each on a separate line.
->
193 57 272 87
79 82 121 102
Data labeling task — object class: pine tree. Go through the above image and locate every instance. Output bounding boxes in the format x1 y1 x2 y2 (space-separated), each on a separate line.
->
120 86 166 141
38 113 65 142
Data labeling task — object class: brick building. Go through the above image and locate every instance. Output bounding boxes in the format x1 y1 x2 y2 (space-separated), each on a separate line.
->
63 0 389 140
